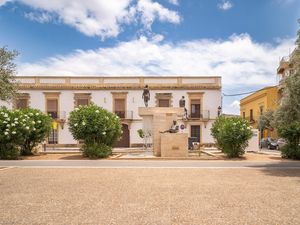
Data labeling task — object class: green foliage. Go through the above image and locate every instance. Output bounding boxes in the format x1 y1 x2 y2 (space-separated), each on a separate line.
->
274 20 300 159
278 121 300 159
137 129 144 138
19 108 52 155
68 104 122 158
257 110 274 131
0 107 51 159
82 142 112 159
211 116 253 158
0 46 19 102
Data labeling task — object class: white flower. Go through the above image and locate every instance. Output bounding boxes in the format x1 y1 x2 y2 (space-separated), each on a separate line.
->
22 119 26 122
37 120 41 123
233 123 236 126
32 121 35 124
36 113 39 116
75 108 79 111
12 131 16 134
82 121 86 126
74 123 78 127
15 121 18 124
7 117 10 121
6 124 10 127
14 118 18 121
11 123 15 127
247 127 251 130
4 131 8 135
105 116 109 120
102 131 106 135
3 121 7 124
33 128 36 131
29 113 33 116
4 113 8 117
26 126 30 130
95 110 99 113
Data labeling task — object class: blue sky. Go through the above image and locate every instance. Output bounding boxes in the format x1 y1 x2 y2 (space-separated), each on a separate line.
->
0 0 299 113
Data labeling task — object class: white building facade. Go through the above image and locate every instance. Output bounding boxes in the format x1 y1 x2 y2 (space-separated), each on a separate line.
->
0 76 222 148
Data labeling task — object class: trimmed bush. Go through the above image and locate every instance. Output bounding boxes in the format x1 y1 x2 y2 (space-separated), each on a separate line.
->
278 121 300 159
211 116 253 158
82 142 112 159
19 108 52 155
68 104 122 158
0 107 25 159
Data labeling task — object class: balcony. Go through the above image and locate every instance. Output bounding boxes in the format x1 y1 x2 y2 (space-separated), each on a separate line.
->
186 110 210 121
114 111 133 120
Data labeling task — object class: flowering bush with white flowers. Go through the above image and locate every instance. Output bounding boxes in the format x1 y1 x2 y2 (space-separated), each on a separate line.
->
211 116 253 158
19 108 52 155
68 104 122 158
0 107 51 159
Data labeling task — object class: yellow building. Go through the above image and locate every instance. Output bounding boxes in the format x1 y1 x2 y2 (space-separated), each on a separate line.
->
240 86 278 138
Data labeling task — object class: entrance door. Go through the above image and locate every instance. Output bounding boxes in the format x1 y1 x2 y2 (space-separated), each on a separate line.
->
191 125 201 143
114 124 130 147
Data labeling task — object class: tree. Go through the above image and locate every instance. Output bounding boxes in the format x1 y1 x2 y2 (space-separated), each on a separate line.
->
257 110 275 136
0 47 19 102
274 19 300 159
211 116 253 158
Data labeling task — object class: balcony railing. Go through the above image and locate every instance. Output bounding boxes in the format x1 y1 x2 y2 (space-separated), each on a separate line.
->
186 110 210 121
114 111 133 120
46 111 66 120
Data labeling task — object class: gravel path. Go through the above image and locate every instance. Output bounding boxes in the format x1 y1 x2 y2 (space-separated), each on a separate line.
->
0 168 300 225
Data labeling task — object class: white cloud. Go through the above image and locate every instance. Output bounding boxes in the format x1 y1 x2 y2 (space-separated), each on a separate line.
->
218 0 233 10
0 0 181 39
24 11 52 23
168 0 179 6
19 34 294 86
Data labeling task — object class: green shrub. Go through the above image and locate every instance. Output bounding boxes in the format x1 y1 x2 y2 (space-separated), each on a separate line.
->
211 116 253 158
137 129 144 138
68 104 122 158
278 121 300 159
0 107 51 159
0 107 25 159
0 143 19 160
19 108 52 155
82 142 112 159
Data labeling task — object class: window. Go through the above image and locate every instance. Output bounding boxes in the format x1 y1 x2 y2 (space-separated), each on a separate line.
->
47 99 58 119
14 94 30 109
114 98 126 118
155 93 172 107
74 93 91 107
250 109 253 121
259 106 264 115
190 99 201 118
16 98 28 109
158 99 170 107
191 125 201 143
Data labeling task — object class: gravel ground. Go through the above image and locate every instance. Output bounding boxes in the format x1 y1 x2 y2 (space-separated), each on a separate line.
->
0 168 299 225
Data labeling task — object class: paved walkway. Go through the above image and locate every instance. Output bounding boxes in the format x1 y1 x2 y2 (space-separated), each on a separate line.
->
0 159 299 168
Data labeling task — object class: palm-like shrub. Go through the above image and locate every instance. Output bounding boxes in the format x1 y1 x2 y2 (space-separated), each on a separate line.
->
68 104 122 158
211 116 253 158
